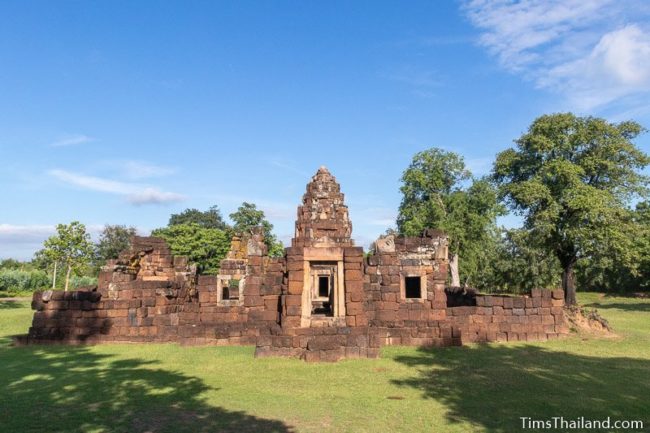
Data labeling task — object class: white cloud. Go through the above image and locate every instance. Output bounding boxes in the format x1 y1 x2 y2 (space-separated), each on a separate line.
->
0 224 57 260
48 169 186 205
463 0 650 110
543 25 650 109
0 224 55 239
0 223 141 260
0 223 105 238
50 134 94 147
95 159 177 180
48 169 133 194
2 224 74 260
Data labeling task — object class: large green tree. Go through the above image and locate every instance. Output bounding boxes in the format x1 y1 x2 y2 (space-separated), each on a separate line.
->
95 225 137 265
169 205 228 230
229 202 284 257
42 221 94 291
577 200 650 292
475 228 561 293
151 223 230 274
397 148 503 286
493 113 649 305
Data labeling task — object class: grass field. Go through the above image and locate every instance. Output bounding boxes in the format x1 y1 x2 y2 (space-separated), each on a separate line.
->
1 293 649 433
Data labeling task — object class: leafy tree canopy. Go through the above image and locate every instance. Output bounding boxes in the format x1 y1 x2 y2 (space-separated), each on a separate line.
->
493 113 649 304
577 200 650 292
397 148 503 286
95 225 137 264
229 202 284 257
169 205 228 230
475 228 561 293
42 221 94 291
0 258 25 270
151 223 230 274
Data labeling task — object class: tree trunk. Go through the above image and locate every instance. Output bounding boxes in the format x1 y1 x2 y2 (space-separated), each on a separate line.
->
562 260 577 306
64 265 71 292
52 261 57 289
449 253 460 287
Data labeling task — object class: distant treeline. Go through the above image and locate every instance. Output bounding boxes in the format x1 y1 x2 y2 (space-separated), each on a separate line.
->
3 113 649 304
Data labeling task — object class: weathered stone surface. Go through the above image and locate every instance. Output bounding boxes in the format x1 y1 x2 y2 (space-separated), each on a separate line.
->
375 235 395 253
22 166 567 361
292 166 353 248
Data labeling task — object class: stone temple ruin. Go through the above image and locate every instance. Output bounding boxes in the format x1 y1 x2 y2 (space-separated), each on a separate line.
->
22 167 568 361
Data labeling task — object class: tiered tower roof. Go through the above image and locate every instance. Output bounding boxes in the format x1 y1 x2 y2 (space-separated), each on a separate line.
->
292 166 353 247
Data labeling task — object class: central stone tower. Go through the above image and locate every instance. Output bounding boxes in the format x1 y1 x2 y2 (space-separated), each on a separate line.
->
281 167 364 328
292 166 353 248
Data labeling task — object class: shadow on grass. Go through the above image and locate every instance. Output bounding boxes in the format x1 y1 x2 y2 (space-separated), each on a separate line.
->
583 302 650 313
391 345 650 432
0 300 27 310
0 346 293 433
603 292 650 299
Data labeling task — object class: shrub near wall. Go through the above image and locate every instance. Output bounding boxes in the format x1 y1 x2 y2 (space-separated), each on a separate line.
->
70 275 98 289
0 270 49 293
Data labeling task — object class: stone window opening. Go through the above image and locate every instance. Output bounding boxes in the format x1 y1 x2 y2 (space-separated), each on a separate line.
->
216 277 244 306
222 279 240 301
400 273 426 301
405 277 421 298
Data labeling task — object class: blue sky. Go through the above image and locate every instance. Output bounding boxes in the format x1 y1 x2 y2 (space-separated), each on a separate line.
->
2 0 650 259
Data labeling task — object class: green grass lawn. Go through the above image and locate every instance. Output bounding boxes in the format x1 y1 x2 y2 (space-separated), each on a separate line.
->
1 293 649 433
0 290 34 298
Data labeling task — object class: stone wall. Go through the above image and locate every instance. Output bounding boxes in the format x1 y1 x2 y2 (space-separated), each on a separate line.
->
22 233 569 359
20 166 570 362
364 230 449 327
373 289 568 349
255 327 381 362
24 235 282 346
449 288 568 343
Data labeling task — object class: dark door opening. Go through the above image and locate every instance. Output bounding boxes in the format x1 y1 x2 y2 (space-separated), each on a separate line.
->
405 276 422 299
313 275 333 316
318 276 330 298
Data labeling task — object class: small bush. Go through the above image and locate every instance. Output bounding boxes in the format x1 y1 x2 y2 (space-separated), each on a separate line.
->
70 275 98 289
0 269 49 292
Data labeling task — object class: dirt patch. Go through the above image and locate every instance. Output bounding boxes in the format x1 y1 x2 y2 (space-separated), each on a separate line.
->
565 305 615 337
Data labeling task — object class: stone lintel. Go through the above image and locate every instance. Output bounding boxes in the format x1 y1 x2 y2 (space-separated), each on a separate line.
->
303 246 344 262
